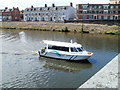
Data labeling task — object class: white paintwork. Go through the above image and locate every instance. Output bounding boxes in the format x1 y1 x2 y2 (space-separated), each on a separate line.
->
23 5 76 22
0 16 2 21
42 40 82 47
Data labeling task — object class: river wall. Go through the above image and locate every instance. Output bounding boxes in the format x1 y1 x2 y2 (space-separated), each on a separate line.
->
78 54 119 88
0 22 120 35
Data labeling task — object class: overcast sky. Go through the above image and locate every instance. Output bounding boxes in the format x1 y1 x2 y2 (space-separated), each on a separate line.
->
0 0 110 10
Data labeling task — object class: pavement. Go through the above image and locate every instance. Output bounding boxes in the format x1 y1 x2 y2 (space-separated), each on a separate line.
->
78 54 119 89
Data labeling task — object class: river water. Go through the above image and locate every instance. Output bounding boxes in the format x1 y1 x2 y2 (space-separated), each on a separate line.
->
0 29 118 88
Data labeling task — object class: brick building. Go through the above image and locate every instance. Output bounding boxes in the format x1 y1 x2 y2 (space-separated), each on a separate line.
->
1 7 21 21
76 4 120 20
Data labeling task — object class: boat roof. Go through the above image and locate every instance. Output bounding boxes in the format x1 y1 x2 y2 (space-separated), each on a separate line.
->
41 40 82 47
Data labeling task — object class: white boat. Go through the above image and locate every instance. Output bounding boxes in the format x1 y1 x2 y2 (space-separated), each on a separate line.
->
38 40 93 61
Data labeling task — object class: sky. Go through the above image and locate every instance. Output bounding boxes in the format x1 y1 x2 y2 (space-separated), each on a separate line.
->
0 0 110 10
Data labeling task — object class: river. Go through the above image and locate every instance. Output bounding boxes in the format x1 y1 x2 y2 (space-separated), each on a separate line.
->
0 29 118 88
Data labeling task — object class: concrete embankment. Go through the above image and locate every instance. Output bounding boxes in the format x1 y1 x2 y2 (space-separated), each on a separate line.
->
0 22 120 35
78 54 119 89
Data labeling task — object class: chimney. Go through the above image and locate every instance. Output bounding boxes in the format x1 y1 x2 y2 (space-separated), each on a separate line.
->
70 2 73 7
52 3 55 7
5 7 8 9
45 4 47 7
31 5 33 8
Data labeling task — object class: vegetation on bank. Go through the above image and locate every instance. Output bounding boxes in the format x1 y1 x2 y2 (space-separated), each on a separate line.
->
0 22 120 35
105 30 120 35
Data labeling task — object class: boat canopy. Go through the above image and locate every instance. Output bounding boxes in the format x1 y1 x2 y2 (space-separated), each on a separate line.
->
41 40 82 47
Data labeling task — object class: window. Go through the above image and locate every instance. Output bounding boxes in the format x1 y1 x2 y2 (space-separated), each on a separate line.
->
89 16 93 19
89 11 92 13
104 16 108 19
71 47 78 52
104 10 108 14
116 6 118 9
81 47 84 51
98 6 102 9
110 16 113 20
110 11 113 14
83 11 87 13
104 6 108 9
110 6 114 9
47 7 50 10
98 16 102 19
77 48 82 52
82 6 88 9
98 11 102 14
26 9 29 11
89 6 92 9
115 11 118 14
83 16 87 19
94 6 97 9
34 8 36 11
64 7 66 10
39 8 42 11
48 45 69 52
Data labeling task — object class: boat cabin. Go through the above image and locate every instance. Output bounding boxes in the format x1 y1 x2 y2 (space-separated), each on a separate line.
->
41 40 85 53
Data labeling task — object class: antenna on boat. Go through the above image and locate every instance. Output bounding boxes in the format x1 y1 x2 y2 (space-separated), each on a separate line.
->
70 40 73 43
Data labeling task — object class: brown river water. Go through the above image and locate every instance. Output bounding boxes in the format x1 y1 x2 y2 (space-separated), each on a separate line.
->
0 29 118 88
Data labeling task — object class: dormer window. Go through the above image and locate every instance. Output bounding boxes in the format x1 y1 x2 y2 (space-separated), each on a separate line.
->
26 9 29 11
56 7 58 10
64 7 66 10
47 7 50 10
39 8 42 11
62 7 66 10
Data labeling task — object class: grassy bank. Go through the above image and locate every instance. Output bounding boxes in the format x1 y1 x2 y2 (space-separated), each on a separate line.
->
0 22 120 35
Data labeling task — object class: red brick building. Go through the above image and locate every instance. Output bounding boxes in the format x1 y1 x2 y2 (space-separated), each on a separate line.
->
76 4 120 20
2 7 21 21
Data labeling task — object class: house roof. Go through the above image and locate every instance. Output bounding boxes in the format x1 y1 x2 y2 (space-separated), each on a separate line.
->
25 5 71 11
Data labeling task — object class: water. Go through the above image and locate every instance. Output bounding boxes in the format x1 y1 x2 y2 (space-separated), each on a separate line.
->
0 29 118 88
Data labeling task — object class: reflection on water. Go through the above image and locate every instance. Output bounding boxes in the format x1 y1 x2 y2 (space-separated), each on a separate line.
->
41 58 92 73
0 29 118 88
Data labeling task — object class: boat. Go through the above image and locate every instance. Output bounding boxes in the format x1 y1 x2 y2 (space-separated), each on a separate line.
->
38 40 93 61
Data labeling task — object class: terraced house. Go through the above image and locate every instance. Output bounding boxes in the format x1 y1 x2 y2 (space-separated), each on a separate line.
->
23 3 76 22
0 9 4 21
76 1 120 20
0 7 21 21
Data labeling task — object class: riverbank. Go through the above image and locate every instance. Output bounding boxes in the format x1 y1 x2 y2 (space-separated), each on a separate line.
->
0 22 120 35
78 54 119 88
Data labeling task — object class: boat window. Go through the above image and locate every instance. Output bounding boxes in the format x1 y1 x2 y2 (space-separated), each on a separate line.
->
48 45 69 52
71 47 78 52
77 48 83 52
81 47 85 51
48 45 53 49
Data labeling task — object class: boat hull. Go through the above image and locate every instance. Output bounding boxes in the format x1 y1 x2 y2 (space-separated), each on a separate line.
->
38 51 91 61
